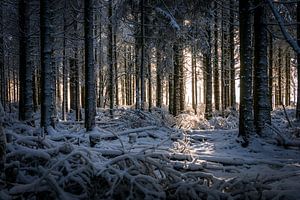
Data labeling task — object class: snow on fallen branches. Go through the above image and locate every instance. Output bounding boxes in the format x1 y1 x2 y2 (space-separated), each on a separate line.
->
0 108 300 199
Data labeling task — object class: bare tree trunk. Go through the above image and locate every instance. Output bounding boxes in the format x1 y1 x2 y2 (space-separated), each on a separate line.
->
19 0 33 122
239 0 254 146
173 43 181 116
278 47 282 105
140 0 146 110
192 45 197 114
108 0 114 116
213 2 220 112
253 0 271 135
179 48 184 113
229 0 236 109
148 56 152 111
269 33 273 110
0 1 5 110
169 72 173 114
84 0 96 131
40 0 55 131
62 0 68 120
156 47 162 108
114 31 119 107
205 25 212 119
296 1 300 120
285 49 290 106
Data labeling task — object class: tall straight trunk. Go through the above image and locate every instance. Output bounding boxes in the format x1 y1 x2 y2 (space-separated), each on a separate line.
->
229 0 235 108
239 0 253 145
285 49 290 106
32 65 38 112
169 73 173 114
84 0 96 131
0 1 5 109
140 0 146 110
278 47 282 105
205 26 212 119
62 0 68 120
221 3 226 112
124 46 129 105
19 0 33 122
40 0 55 130
148 56 152 111
108 0 114 116
179 47 184 112
269 33 273 110
213 2 220 112
114 32 119 106
173 43 180 116
98 15 104 108
156 48 162 108
192 45 196 113
296 1 300 120
253 0 271 135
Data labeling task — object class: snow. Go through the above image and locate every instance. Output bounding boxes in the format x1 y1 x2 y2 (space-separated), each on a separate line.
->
0 107 300 199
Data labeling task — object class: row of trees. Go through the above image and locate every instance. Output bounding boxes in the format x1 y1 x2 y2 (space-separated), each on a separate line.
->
0 0 299 139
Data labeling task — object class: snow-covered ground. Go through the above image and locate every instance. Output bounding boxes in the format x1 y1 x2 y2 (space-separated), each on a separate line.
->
0 107 300 199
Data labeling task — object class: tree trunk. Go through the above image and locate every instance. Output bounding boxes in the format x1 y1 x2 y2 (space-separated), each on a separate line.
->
40 0 55 131
239 0 254 145
156 48 162 108
285 49 290 106
140 0 146 110
108 0 114 116
169 73 173 114
192 45 197 114
278 47 282 106
0 1 5 110
19 0 33 122
296 1 300 120
173 43 181 116
148 56 152 111
213 2 220 112
114 31 119 107
84 0 96 131
229 0 236 108
253 0 271 135
205 26 212 119
269 33 273 110
62 0 68 120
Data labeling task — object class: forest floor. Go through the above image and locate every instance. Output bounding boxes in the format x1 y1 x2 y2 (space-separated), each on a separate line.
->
0 106 300 200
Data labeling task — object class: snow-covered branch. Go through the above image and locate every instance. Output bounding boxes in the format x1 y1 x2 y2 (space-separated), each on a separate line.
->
267 0 300 54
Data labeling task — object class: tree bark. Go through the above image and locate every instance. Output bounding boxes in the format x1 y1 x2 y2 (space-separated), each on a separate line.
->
62 0 68 120
140 0 146 110
229 0 235 108
297 1 300 120
156 47 162 108
253 0 271 135
148 56 152 111
173 43 180 116
108 0 114 116
19 0 34 122
239 0 254 145
205 26 212 119
213 1 220 112
0 1 5 110
40 0 55 131
285 49 290 106
269 33 273 110
84 0 96 131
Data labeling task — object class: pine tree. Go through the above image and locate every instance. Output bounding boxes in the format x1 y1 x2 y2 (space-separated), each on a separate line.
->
253 0 271 135
40 0 55 131
239 0 253 146
84 0 96 131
